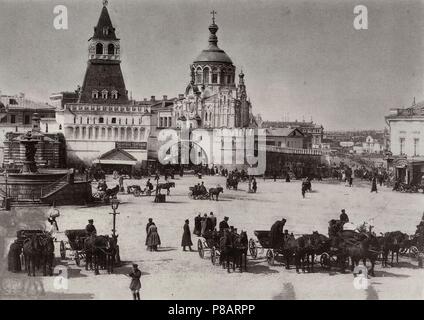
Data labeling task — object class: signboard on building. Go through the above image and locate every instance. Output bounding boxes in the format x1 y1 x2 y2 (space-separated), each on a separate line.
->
116 142 147 150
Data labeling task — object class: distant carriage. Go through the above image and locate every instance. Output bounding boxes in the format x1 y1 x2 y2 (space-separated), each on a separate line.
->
188 186 209 200
93 185 119 203
226 176 239 190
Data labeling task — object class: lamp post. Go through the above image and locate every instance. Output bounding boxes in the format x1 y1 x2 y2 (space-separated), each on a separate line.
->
110 198 120 239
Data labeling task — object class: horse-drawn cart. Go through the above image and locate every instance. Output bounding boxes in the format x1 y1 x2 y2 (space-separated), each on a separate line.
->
60 229 88 266
248 230 279 265
197 231 221 265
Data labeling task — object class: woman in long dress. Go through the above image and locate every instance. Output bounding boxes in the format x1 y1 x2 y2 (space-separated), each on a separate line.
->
181 219 193 251
146 224 161 251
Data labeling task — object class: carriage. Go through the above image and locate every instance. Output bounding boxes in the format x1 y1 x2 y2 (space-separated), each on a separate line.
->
16 230 47 267
92 185 119 203
60 229 88 266
197 231 221 265
249 230 331 268
226 176 239 190
188 186 209 200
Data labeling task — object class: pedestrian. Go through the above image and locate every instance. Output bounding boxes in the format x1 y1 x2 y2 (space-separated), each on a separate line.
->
252 178 257 193
193 214 202 236
118 174 124 192
146 222 161 251
200 213 208 236
371 176 378 193
285 172 290 182
349 176 353 187
219 216 230 232
181 219 193 251
129 263 141 300
209 212 217 230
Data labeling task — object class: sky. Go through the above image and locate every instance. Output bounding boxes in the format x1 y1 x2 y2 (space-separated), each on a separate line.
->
0 0 423 130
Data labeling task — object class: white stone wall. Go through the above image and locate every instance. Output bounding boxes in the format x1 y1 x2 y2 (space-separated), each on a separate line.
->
389 119 424 157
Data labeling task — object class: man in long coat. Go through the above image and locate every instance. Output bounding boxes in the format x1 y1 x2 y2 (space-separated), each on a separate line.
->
219 217 230 232
181 219 193 251
270 218 286 249
209 212 217 230
193 214 202 236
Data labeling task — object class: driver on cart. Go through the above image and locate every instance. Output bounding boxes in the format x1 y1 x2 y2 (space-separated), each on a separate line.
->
85 219 97 237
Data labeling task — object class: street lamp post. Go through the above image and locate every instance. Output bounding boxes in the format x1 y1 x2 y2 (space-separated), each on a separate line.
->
110 198 120 238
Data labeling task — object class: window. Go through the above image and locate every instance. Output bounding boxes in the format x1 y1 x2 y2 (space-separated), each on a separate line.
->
196 69 202 84
108 43 115 55
10 115 16 124
99 117 104 124
45 123 49 133
24 115 30 125
96 43 103 54
400 138 405 155
101 90 108 99
204 68 210 84
92 90 99 99
59 124 62 130
414 138 420 156
111 90 118 99
111 117 116 124
212 73 218 84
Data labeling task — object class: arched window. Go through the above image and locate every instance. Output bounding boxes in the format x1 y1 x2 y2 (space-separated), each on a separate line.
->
92 90 99 99
101 90 108 99
205 112 208 121
108 43 115 55
203 68 210 84
212 68 218 84
59 124 62 130
99 117 104 124
196 68 202 84
111 90 118 99
96 43 103 55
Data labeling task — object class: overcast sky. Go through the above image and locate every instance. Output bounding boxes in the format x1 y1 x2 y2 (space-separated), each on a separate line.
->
0 0 423 130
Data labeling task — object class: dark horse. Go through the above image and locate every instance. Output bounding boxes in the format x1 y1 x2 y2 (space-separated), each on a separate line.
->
156 182 176 195
40 235 55 276
84 235 115 275
23 234 42 276
293 232 329 273
209 186 224 201
345 233 380 277
231 231 249 272
226 177 239 190
380 231 409 267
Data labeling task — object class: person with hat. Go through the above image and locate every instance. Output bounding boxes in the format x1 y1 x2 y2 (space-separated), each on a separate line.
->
270 218 287 249
85 219 97 236
129 263 141 300
340 209 349 224
146 220 161 251
209 212 217 230
47 217 58 239
200 213 208 236
219 217 230 232
193 213 202 236
181 219 193 251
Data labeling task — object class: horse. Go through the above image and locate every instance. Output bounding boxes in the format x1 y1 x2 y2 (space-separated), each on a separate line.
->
344 233 380 277
231 231 249 272
209 187 224 201
84 235 112 275
23 234 42 276
156 182 175 195
40 235 55 276
382 231 409 266
219 231 233 272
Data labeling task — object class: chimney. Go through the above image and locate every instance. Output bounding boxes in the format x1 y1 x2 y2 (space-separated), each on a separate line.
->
32 113 41 132
151 96 155 102
162 95 168 100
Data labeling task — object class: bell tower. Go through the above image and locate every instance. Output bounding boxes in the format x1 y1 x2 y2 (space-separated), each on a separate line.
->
78 0 128 104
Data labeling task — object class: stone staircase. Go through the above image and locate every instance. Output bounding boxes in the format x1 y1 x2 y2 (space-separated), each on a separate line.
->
40 175 69 199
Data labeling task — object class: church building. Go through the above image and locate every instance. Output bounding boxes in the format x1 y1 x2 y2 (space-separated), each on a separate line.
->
173 13 255 130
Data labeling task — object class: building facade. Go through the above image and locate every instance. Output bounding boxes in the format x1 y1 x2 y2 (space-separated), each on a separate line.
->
386 98 424 184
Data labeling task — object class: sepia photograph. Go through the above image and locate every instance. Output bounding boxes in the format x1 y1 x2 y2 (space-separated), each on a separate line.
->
0 0 423 307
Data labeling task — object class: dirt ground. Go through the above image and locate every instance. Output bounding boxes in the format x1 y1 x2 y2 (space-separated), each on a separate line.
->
2 175 424 300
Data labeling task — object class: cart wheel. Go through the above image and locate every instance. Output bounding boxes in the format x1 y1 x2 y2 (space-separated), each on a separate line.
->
211 247 216 265
249 239 258 259
75 253 80 266
320 253 331 269
266 249 275 266
198 239 204 259
60 241 66 260
410 246 419 258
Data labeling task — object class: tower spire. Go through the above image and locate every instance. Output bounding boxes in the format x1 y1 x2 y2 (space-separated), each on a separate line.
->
208 10 219 48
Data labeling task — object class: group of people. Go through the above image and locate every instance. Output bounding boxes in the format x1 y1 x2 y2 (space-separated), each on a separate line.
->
193 212 218 237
